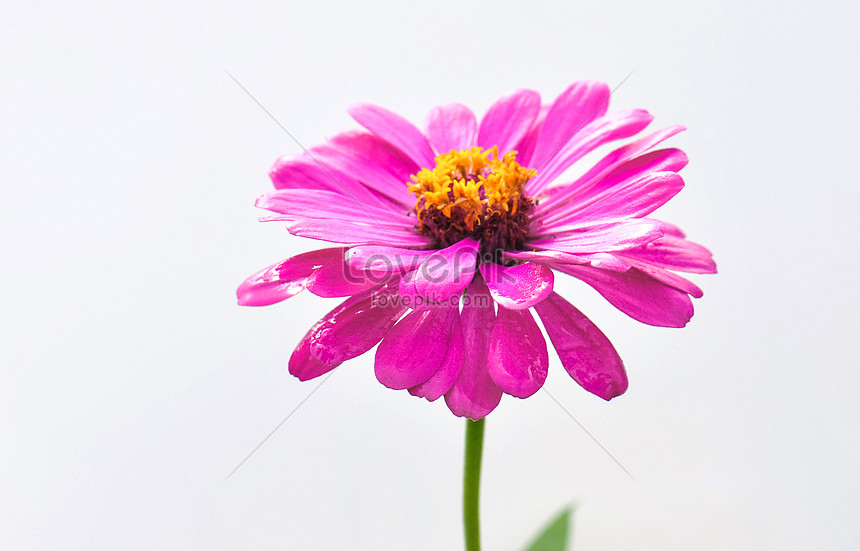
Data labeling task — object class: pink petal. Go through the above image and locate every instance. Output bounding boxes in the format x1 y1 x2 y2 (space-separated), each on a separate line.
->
283 218 433 248
574 252 632 271
536 125 686 212
528 219 664 254
479 262 554 310
308 131 418 206
268 154 392 209
444 276 503 420
306 254 395 298
619 235 717 274
505 250 632 271
289 284 403 381
398 268 421 307
515 103 550 166
237 248 344 306
375 305 459 390
288 333 341 382
662 222 686 238
256 189 414 227
555 264 694 327
477 89 541 154
269 154 344 193
348 103 436 168
529 81 611 169
584 125 687 186
531 172 685 234
487 307 548 398
534 292 627 400
527 109 654 195
307 288 408 365
503 249 590 266
409 318 464 401
424 103 477 154
621 258 703 298
413 238 479 303
536 147 688 222
578 147 688 201
396 272 451 311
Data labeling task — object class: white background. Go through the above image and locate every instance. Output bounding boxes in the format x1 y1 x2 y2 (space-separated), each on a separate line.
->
2 1 859 549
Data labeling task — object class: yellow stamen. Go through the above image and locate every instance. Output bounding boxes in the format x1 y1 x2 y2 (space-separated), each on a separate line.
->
408 146 534 231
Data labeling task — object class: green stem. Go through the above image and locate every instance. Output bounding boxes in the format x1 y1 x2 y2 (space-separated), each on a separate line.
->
463 418 485 551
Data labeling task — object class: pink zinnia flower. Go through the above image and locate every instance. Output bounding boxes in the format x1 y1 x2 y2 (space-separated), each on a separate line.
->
238 81 715 420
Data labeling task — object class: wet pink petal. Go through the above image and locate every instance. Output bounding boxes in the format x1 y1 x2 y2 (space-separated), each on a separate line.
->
528 219 664 254
529 81 610 169
444 277 503 420
345 245 435 278
398 268 421 305
414 238 479 303
477 89 541 154
289 287 405 380
409 318 464 401
522 253 624 273
534 292 627 400
505 250 631 271
480 262 554 310
348 103 436 168
375 305 459 390
576 253 632 271
306 254 395 298
237 264 306 307
487 307 548 398
555 263 694 327
622 258 704 298
503 249 590 265
308 288 408 365
237 248 344 306
425 103 477 154
288 333 341 382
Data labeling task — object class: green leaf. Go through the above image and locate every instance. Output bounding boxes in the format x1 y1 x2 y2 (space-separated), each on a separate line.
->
522 507 573 551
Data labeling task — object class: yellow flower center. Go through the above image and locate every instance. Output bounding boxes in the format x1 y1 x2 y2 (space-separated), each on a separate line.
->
408 146 536 253
409 146 534 230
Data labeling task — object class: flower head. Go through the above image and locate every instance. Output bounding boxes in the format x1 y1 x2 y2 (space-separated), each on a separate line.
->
238 81 716 420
